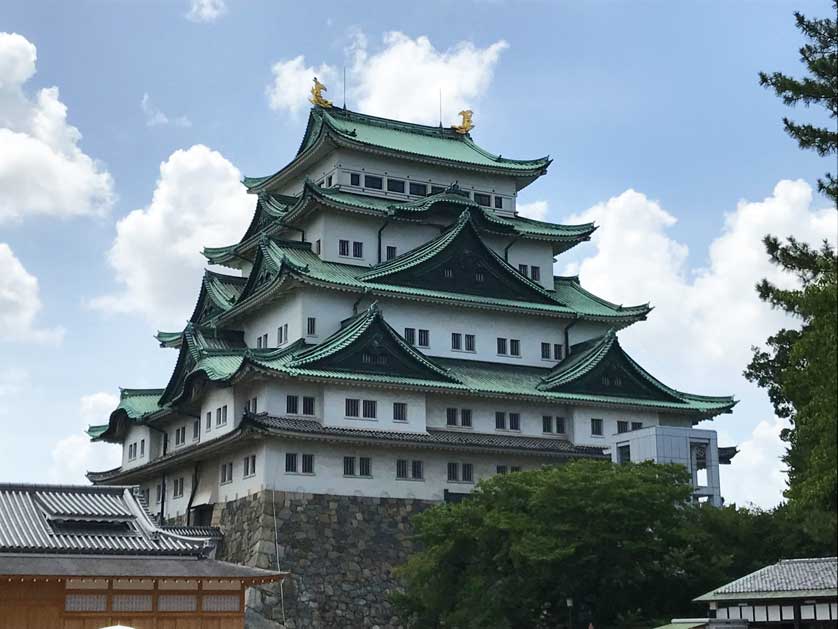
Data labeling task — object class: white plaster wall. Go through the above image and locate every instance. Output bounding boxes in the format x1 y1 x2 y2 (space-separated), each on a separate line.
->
426 394 573 439
567 320 617 347
483 235 557 291
242 292 303 347
122 425 153 470
569 405 660 448
246 379 323 421
322 386 427 432
199 386 239 441
319 210 379 267
377 299 567 368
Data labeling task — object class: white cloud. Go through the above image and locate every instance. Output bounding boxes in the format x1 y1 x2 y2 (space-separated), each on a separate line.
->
266 56 337 116
0 32 114 224
0 243 64 343
141 92 191 128
48 392 121 484
561 180 836 508
90 145 252 329
516 200 550 221
186 0 226 23
266 32 508 125
0 368 28 416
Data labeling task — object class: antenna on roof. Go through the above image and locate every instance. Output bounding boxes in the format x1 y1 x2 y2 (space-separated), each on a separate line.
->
343 66 347 109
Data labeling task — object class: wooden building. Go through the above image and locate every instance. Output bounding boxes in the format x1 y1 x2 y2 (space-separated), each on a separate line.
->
0 483 285 629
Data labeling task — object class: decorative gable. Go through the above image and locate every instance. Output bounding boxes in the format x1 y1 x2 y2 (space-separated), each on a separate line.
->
360 210 557 304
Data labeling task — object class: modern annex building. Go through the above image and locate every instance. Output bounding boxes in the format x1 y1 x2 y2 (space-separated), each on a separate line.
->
87 94 738 525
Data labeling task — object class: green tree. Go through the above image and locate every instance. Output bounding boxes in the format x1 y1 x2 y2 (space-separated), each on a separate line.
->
758 3 838 203
394 461 719 629
744 236 838 549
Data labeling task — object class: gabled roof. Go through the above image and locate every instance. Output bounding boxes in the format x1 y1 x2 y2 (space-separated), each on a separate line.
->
695 557 838 602
245 107 551 195
181 270 247 327
91 388 164 443
285 303 459 383
538 331 736 413
359 208 558 304
204 182 596 268
0 483 207 556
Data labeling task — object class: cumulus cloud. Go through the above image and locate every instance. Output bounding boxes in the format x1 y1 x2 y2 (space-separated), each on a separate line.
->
48 392 121 484
266 56 337 115
141 92 191 128
0 368 28 416
0 243 64 343
516 200 550 221
186 0 226 23
90 145 252 329
560 180 836 507
266 31 508 124
0 32 114 224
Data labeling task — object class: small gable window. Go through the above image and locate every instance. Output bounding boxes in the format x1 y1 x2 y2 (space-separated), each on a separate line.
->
339 239 350 256
474 270 485 283
494 196 504 209
591 418 604 436
443 267 454 279
353 241 364 259
474 192 491 207
409 182 427 196
386 245 397 260
350 172 361 186
404 327 416 345
418 329 430 347
531 266 541 281
364 174 383 190
387 178 405 193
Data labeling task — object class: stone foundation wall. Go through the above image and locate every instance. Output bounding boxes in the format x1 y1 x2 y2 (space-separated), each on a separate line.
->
212 491 434 629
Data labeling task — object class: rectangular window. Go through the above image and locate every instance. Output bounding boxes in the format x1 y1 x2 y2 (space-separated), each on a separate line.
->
411 460 424 480
542 415 553 433
447 462 459 482
205 411 211 431
350 172 360 186
386 245 397 260
263 333 268 347
474 192 491 207
617 444 631 465
496 464 508 475
396 459 408 479
409 182 427 196
251 397 257 413
243 454 256 477
326 175 332 187
307 317 316 336
462 463 474 482
631 422 643 431
343 456 355 476
393 402 407 422
404 327 416 345
495 411 506 430
256 335 262 349
511 466 522 473
192 420 200 440
285 452 298 473
314 239 321 255
430 185 445 194
541 342 551 359
509 413 521 431
510 339 521 356
174 477 184 498
359 457 372 477
553 344 564 360
446 407 458 426
155 484 162 504
222 405 228 425
531 266 541 281
386 178 405 193
364 174 383 189
220 462 233 484
591 418 604 436
346 398 360 417
302 396 315 416
494 196 503 209
418 329 430 347
140 439 145 456
362 399 377 419
518 263 529 276
286 395 299 414
460 408 472 428
497 337 507 355
302 453 314 474
352 241 364 258
465 334 475 352
175 426 185 446
216 408 221 426
128 443 135 460
556 416 566 433
617 420 629 434
339 239 350 256
451 332 462 350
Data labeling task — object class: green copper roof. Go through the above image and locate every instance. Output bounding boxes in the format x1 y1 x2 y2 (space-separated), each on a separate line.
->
216 237 648 325
90 388 165 443
86 424 109 439
245 108 551 195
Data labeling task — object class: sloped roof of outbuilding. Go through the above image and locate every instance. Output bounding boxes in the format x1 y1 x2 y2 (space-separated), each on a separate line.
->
695 557 838 601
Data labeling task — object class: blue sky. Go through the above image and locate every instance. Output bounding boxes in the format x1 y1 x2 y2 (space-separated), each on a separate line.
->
0 0 834 506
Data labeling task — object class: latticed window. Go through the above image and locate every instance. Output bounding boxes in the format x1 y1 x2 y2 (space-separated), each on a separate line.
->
393 402 407 422
510 339 521 356
302 453 314 474
543 415 553 433
386 245 397 260
447 462 459 482
495 411 506 430
343 456 355 476
556 417 566 433
460 408 472 427
404 327 416 345
339 239 350 256
617 421 629 434
632 421 643 431
509 413 520 431
345 398 360 417
497 337 507 355
285 453 298 473
446 408 458 426
462 464 474 482
531 266 541 281
542 342 552 359
411 460 424 480
418 329 429 347
352 241 364 258
465 334 475 351
497 465 508 475
396 459 408 479
359 457 372 477
362 400 377 419
303 396 315 416
591 418 604 436
451 332 462 350
286 395 299 414
443 266 454 279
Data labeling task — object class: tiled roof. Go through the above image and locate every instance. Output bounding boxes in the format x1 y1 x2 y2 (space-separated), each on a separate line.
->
695 557 838 601
0 483 209 556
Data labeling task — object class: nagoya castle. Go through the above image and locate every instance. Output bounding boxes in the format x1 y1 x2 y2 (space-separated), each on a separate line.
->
87 79 737 626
